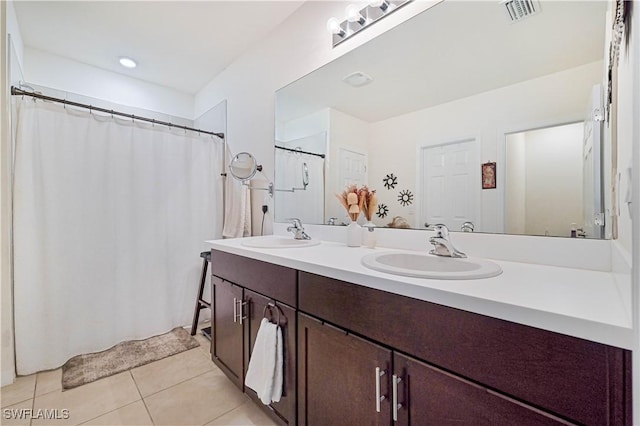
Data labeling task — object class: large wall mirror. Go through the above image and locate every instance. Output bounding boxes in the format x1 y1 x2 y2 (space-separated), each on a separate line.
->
275 0 613 239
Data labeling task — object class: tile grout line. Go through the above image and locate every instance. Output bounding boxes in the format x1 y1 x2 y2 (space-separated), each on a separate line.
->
77 399 143 426
130 370 155 425
135 359 218 399
200 398 249 426
31 374 37 426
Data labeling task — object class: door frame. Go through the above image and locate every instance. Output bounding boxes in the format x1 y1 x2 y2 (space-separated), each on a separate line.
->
416 137 481 230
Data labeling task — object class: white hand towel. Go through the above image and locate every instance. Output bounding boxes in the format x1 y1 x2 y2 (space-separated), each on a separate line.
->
245 318 283 405
270 325 283 403
222 146 252 238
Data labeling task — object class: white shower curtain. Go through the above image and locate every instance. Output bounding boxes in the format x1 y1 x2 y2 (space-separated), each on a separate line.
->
13 99 223 375
274 150 324 224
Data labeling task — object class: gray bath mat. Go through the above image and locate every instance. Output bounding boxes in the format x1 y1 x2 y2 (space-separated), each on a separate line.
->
62 327 199 390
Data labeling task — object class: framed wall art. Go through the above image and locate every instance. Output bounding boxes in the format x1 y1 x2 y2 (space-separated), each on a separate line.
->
482 162 496 189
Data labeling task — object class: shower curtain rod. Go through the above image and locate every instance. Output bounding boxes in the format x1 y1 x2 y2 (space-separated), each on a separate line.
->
11 86 225 139
275 145 325 158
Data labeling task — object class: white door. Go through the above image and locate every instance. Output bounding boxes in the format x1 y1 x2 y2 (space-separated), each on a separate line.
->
338 148 367 188
582 84 604 238
421 139 478 231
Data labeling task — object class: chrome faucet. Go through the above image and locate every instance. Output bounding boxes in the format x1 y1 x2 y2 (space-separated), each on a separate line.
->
427 224 467 258
286 218 311 240
328 217 337 226
461 221 474 232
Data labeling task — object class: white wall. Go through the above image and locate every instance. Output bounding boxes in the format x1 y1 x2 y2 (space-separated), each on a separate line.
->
195 0 442 234
24 47 194 120
367 61 602 233
522 123 584 237
277 108 329 143
505 133 526 235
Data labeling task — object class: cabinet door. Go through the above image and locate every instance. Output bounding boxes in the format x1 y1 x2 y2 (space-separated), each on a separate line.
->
393 353 572 425
298 313 392 426
245 289 296 424
211 276 244 389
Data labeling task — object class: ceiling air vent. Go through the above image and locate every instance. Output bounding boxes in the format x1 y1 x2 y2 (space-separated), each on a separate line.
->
502 0 540 22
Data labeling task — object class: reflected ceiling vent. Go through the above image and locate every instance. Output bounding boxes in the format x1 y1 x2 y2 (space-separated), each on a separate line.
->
502 0 540 22
342 71 373 88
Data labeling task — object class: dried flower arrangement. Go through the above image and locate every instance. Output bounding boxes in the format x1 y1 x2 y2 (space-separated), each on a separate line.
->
336 185 377 222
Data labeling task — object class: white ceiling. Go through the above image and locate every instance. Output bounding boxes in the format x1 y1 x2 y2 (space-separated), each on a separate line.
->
276 0 608 123
14 1 305 94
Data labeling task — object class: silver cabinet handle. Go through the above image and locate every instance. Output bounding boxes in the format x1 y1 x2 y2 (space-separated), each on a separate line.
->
233 297 237 323
375 367 386 413
238 300 247 324
392 374 403 422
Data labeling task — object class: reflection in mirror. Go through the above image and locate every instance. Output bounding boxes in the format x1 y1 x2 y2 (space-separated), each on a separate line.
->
229 152 259 181
274 134 326 224
504 121 603 238
275 0 613 238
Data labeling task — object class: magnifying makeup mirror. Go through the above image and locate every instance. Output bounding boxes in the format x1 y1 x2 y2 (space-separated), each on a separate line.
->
302 162 309 189
228 152 273 196
229 152 261 181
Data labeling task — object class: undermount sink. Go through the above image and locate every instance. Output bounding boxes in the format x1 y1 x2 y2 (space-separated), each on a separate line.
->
361 252 502 280
241 236 321 249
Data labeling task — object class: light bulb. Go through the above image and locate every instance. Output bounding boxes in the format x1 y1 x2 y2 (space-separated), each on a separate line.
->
369 0 389 11
119 57 137 68
326 17 342 34
346 4 364 23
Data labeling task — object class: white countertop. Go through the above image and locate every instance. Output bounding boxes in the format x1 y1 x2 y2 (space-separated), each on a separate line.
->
206 236 634 349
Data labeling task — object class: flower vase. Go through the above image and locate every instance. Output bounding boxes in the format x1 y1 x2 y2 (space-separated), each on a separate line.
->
346 220 362 247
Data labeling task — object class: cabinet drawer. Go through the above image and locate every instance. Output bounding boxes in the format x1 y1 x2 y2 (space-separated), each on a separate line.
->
298 271 630 425
211 250 297 307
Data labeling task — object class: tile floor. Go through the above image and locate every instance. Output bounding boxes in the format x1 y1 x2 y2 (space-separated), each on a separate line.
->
0 323 277 426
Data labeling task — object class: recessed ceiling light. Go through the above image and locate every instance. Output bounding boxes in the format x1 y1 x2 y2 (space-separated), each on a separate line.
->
119 57 137 69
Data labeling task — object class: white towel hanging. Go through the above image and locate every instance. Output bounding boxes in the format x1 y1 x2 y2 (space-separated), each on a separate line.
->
245 318 283 405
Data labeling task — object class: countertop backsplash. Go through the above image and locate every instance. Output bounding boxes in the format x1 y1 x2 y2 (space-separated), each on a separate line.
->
273 223 614 272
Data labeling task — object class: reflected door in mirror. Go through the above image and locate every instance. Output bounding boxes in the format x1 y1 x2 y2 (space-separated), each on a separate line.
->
420 139 479 231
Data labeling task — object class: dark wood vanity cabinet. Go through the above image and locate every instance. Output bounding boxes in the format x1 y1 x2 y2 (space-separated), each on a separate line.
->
210 250 298 425
245 289 297 424
298 313 392 425
393 352 570 425
298 271 632 426
211 276 244 389
298 312 571 426
209 251 631 425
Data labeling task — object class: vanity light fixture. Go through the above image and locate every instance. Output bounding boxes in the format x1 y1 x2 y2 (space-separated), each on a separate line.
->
119 57 137 69
327 0 411 48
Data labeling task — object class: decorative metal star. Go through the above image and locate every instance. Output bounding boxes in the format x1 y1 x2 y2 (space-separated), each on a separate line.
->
382 173 398 190
376 203 389 218
398 189 413 206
